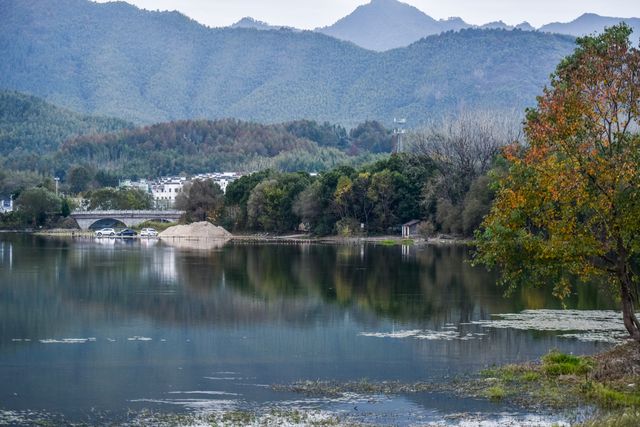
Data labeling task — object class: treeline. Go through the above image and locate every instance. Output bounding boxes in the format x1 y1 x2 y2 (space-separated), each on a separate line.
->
175 112 518 237
1 112 517 237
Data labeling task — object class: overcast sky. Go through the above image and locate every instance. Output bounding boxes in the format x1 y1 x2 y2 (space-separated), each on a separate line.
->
93 0 639 29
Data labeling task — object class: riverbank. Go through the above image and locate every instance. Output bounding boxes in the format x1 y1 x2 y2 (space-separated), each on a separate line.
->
262 341 640 426
463 341 640 426
32 228 472 246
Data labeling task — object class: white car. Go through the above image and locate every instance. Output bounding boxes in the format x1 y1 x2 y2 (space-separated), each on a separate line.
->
140 228 158 237
95 228 116 237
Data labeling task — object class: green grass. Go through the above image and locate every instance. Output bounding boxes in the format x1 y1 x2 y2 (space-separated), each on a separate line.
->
542 350 592 376
486 385 506 400
586 383 640 408
522 371 540 382
380 239 414 246
380 239 397 246
579 409 640 426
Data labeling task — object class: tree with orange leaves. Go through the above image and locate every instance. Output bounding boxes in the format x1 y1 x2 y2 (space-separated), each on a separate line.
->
475 24 640 340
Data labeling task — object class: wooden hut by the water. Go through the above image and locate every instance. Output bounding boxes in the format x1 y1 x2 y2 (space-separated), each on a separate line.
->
402 220 421 238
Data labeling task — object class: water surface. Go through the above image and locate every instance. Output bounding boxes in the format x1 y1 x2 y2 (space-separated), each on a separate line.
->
0 235 619 425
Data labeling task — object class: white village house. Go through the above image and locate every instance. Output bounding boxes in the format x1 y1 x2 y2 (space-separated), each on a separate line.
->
120 173 243 209
0 197 13 214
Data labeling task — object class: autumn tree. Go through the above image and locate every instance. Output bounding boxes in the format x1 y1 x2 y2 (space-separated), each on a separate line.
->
475 25 640 340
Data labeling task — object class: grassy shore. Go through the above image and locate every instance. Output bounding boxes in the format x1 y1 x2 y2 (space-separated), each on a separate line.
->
269 342 640 425
469 342 640 425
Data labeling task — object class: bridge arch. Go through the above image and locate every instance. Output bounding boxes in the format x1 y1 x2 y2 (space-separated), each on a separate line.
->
70 210 184 231
86 218 128 230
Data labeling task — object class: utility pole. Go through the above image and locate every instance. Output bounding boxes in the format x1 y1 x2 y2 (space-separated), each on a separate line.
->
54 177 60 196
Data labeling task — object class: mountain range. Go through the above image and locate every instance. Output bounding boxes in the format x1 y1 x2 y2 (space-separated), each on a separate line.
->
238 0 640 51
0 0 577 126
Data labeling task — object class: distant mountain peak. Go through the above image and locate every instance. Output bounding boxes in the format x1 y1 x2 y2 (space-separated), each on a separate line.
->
578 12 601 19
230 16 298 31
480 20 513 30
539 12 640 37
234 17 264 25
515 21 535 31
231 16 273 29
316 0 470 51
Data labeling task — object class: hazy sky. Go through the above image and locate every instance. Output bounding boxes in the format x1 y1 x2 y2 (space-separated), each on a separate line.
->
93 0 639 29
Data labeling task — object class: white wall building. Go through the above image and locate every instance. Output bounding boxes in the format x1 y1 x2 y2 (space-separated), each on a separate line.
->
0 197 13 214
192 172 242 193
150 177 187 209
119 179 150 193
117 172 243 209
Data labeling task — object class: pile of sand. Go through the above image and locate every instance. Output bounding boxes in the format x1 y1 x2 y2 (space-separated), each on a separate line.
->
159 221 232 239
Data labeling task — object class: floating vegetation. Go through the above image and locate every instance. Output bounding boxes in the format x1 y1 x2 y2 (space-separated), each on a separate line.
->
122 408 344 427
359 309 625 343
272 379 437 397
39 337 96 344
0 409 65 426
359 328 486 341
167 390 240 396
472 310 627 343
204 376 247 381
127 336 152 341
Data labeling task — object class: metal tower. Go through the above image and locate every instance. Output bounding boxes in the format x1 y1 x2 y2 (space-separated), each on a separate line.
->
393 117 406 153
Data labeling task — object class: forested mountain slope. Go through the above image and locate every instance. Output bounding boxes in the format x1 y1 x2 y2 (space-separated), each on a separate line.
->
0 0 576 125
0 90 132 169
0 90 391 176
55 119 390 177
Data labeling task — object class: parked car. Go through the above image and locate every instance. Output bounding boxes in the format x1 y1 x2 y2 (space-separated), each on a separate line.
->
117 228 137 237
95 228 116 237
140 228 158 237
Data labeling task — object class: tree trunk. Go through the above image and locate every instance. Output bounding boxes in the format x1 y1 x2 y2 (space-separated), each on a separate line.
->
619 269 640 342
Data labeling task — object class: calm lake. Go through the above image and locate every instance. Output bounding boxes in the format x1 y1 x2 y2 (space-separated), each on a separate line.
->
0 234 621 425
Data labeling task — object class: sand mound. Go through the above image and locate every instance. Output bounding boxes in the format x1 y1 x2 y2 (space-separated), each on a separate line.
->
159 222 232 239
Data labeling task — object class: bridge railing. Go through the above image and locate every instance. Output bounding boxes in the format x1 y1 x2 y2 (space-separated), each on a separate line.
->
71 210 185 216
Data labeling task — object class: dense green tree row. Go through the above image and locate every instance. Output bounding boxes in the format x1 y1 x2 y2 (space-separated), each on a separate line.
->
193 153 493 236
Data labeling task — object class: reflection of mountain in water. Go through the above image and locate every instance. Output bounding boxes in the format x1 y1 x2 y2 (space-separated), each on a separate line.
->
0 235 616 344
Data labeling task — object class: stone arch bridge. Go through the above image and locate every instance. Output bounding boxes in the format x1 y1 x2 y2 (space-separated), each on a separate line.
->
71 210 184 230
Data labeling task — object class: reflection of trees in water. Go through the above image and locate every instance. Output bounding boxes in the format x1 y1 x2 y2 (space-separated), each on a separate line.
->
291 244 614 324
0 235 75 342
0 236 618 345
